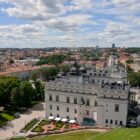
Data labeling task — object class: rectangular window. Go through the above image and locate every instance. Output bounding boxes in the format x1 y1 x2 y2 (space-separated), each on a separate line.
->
49 95 52 101
67 97 70 103
57 106 59 111
105 119 108 124
67 107 69 112
74 117 77 121
115 104 119 112
56 95 59 102
86 99 90 106
50 113 52 116
50 105 52 110
57 114 59 117
86 110 89 116
74 109 77 113
115 120 118 125
120 121 123 125
110 120 113 124
74 98 77 104
67 116 69 120
94 101 97 106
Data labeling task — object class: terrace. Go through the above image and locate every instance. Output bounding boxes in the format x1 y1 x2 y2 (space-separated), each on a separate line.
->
31 119 80 133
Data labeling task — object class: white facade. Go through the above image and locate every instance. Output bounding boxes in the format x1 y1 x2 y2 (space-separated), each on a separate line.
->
45 82 98 124
97 88 129 127
45 61 130 127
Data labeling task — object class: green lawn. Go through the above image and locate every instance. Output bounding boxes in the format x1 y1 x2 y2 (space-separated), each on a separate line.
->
11 128 140 140
0 113 14 126
93 128 140 140
32 130 98 140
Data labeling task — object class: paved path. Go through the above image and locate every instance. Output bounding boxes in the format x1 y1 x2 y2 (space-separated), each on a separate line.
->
0 102 45 140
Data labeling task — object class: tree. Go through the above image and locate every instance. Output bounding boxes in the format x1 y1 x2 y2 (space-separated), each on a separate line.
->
36 54 66 65
39 67 49 80
34 81 44 100
125 48 140 53
0 76 20 106
0 76 44 110
11 87 21 109
125 59 134 64
59 64 71 74
0 86 5 106
128 72 140 87
126 65 133 73
30 70 41 81
47 67 59 77
39 66 59 80
9 59 14 64
20 81 34 108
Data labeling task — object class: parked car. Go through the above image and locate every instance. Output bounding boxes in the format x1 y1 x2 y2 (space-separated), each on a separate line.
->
14 112 20 118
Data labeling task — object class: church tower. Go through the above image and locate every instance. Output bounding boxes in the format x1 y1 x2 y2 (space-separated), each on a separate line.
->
108 55 118 66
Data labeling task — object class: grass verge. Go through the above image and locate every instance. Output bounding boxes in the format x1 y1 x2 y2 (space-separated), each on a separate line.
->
0 112 14 126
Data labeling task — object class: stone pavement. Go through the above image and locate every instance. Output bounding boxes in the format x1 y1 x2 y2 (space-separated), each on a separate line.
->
0 102 45 140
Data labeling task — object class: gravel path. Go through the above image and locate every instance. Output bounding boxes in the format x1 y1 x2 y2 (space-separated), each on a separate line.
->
0 102 45 140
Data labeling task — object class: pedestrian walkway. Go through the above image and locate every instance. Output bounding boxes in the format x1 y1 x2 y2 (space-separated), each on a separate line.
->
0 102 45 140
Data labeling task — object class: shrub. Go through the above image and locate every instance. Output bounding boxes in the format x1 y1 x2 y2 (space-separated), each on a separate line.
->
31 126 44 132
39 120 51 126
23 119 39 131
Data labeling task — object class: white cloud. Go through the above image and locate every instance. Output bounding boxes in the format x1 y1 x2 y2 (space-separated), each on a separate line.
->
67 0 93 11
82 21 140 47
0 0 140 48
1 0 67 20
0 0 94 20
0 24 46 47
42 14 93 32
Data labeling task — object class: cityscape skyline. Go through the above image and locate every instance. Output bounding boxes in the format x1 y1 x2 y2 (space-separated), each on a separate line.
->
0 0 140 48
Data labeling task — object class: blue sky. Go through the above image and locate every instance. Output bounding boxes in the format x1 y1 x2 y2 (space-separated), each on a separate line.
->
0 0 140 48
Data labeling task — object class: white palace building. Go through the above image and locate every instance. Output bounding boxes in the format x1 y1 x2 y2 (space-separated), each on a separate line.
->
45 55 134 127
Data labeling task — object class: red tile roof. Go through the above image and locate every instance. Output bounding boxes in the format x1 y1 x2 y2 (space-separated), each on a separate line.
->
0 64 54 76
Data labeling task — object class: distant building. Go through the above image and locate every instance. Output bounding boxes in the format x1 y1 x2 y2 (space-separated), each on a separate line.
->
96 46 99 49
108 55 118 66
119 54 130 65
112 43 116 48
130 54 140 72
0 64 53 80
0 61 5 71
